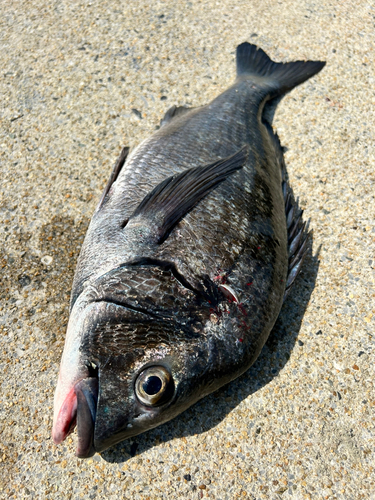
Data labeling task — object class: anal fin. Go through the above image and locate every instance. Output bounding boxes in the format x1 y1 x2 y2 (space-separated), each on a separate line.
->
160 105 195 127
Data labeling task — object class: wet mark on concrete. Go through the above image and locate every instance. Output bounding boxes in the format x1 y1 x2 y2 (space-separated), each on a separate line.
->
1 215 89 362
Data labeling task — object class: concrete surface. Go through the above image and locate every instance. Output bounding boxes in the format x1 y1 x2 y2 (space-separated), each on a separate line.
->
1 1 374 499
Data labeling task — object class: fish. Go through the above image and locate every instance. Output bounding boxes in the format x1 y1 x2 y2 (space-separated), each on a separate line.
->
52 42 325 458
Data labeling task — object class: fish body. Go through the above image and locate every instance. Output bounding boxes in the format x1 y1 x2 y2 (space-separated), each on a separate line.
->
52 43 325 457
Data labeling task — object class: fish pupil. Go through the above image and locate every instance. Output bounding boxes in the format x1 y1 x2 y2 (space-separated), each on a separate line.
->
143 376 162 395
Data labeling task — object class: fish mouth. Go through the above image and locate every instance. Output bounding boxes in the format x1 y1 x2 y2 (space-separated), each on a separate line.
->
52 377 98 458
75 377 98 458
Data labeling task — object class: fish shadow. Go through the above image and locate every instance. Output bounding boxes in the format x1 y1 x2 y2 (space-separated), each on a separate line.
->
101 241 320 464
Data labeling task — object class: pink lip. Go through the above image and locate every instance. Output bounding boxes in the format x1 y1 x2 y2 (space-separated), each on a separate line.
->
52 378 98 458
52 386 78 445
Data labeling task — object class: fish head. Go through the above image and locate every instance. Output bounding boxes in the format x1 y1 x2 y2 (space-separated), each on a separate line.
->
92 339 209 453
53 264 218 457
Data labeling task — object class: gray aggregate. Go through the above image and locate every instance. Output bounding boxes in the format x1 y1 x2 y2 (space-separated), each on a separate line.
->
1 1 374 499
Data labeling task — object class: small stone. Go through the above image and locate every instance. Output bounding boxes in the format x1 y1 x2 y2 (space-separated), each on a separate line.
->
41 256 53 265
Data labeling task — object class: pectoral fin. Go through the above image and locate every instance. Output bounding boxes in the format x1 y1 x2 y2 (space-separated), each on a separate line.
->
126 147 247 244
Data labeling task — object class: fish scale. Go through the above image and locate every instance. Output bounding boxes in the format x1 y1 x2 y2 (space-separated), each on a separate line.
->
52 42 325 457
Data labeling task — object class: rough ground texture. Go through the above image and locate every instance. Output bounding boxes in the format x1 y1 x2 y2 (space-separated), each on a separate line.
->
1 1 374 499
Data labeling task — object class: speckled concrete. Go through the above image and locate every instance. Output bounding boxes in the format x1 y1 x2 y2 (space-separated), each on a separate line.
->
1 1 374 499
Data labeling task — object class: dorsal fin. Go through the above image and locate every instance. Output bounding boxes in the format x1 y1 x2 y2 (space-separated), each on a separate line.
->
261 120 311 301
126 147 247 244
271 129 311 301
97 147 129 210
160 105 195 127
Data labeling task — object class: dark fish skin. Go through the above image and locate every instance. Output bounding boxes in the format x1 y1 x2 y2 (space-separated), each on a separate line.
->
52 43 325 457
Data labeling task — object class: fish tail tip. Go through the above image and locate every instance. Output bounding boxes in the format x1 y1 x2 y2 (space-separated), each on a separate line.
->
236 42 326 95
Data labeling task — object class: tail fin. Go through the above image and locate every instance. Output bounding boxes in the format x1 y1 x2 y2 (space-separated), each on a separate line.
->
236 42 325 97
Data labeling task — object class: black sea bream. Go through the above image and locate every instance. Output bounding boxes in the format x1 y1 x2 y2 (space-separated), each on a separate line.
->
52 43 325 457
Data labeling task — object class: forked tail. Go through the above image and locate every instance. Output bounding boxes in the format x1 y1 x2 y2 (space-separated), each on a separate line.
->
236 42 325 98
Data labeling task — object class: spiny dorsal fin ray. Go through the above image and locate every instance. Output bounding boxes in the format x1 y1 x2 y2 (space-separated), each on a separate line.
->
97 147 129 210
126 147 247 244
283 192 311 300
261 122 311 301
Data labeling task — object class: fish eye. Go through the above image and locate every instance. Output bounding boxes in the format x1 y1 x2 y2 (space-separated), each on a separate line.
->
135 366 174 407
